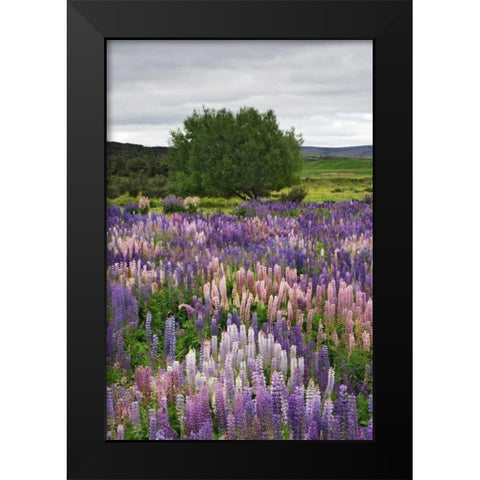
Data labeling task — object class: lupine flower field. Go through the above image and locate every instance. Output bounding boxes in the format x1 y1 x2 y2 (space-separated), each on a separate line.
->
106 197 373 440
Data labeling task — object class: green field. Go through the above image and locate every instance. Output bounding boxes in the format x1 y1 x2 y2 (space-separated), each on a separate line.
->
107 155 373 212
296 156 372 202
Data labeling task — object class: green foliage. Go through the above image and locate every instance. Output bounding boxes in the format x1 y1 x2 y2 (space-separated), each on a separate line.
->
356 393 371 426
176 321 200 362
106 193 138 206
106 176 132 199
106 145 168 198
165 106 304 200
162 203 187 214
168 402 182 437
252 303 269 328
297 157 373 203
346 348 372 384
123 325 149 370
143 174 167 198
280 185 308 202
106 365 125 386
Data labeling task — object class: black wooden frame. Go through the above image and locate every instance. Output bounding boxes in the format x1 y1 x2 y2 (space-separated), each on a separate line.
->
67 1 412 478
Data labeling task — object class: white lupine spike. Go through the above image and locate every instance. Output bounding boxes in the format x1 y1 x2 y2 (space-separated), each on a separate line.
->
227 324 239 344
362 331 371 350
239 361 248 386
186 349 197 386
349 333 356 350
231 341 239 366
271 356 278 372
280 350 288 376
239 324 247 349
298 357 305 377
211 335 218 359
237 348 245 365
247 342 256 360
290 344 297 361
235 375 243 391
325 367 335 398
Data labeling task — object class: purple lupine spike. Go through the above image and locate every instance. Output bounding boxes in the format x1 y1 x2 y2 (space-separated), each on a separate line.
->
334 384 349 436
226 413 236 440
211 316 218 337
185 396 198 438
148 408 158 440
271 371 286 416
255 385 272 431
198 420 213 440
130 401 140 426
234 391 247 440
199 385 211 428
224 353 235 402
195 312 204 335
232 309 240 328
242 387 255 429
317 345 331 391
115 329 126 367
116 424 124 440
346 395 359 440
106 387 115 426
164 316 176 360
145 311 152 344
157 396 177 440
214 382 227 433
272 413 283 440
366 419 373 440
288 386 305 440
329 417 343 440
151 334 159 369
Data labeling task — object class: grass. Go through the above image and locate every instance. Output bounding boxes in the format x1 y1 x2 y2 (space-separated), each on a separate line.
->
107 156 373 210
279 156 372 203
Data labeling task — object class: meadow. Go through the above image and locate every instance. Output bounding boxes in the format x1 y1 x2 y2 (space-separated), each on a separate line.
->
106 157 373 440
107 156 373 212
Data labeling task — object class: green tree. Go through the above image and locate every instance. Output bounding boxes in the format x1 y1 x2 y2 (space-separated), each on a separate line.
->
165 106 304 199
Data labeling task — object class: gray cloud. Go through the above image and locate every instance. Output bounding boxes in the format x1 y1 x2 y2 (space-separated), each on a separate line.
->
107 40 372 147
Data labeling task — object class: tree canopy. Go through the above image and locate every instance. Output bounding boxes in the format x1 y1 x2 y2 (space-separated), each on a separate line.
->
165 106 304 199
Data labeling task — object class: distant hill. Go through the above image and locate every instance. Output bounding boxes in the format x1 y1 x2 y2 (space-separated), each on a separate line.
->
108 141 372 158
107 141 168 157
301 145 372 157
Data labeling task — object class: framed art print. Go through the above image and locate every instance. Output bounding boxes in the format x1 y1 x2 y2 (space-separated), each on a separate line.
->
68 1 412 479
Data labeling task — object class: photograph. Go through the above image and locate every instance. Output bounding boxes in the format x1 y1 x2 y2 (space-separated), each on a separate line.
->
105 40 374 441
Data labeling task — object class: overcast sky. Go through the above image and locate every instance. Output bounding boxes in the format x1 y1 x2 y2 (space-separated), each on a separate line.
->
107 40 372 148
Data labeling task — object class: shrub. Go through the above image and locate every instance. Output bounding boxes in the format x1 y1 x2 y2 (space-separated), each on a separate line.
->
162 195 186 214
280 185 308 202
107 176 131 199
143 174 167 198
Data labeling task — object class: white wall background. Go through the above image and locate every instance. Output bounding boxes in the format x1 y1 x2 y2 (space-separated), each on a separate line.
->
0 1 479 478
